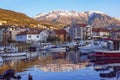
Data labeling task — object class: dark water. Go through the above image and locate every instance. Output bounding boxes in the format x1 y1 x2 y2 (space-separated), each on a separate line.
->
0 50 120 80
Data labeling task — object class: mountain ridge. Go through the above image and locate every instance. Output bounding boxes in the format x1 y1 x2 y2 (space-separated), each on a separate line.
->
34 10 120 28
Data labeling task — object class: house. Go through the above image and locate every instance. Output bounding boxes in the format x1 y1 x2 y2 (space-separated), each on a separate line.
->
39 29 49 42
16 29 49 43
0 26 27 43
108 28 120 39
8 26 27 41
69 23 92 40
92 28 110 39
49 29 68 41
16 30 39 43
114 30 120 38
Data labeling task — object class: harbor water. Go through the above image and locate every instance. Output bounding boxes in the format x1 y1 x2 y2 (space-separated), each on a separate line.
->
0 50 120 80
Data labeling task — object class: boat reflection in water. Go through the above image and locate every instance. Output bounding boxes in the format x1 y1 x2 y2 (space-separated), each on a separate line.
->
91 59 120 80
0 50 101 80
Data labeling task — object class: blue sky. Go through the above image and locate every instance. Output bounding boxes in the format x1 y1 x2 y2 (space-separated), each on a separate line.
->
0 0 119 17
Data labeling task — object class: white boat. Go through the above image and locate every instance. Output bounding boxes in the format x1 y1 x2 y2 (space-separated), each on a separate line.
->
0 52 27 57
2 56 27 61
88 39 120 60
47 46 66 52
0 45 18 53
63 41 80 49
79 40 106 54
50 49 66 52
40 44 55 50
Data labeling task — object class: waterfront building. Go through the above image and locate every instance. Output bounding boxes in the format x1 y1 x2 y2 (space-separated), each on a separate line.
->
69 23 92 40
16 29 49 43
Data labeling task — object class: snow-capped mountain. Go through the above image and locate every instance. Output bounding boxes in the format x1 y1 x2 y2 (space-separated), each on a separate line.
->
34 10 120 28
34 10 104 18
34 10 104 21
85 10 104 17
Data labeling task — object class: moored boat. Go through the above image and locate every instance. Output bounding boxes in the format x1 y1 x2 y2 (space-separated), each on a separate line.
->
2 56 27 61
40 44 56 50
88 39 120 60
0 52 27 57
0 44 18 53
79 40 106 54
46 46 67 52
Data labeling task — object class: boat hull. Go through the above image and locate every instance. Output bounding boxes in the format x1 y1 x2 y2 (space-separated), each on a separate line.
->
0 52 27 57
89 50 120 60
80 48 94 54
47 47 66 52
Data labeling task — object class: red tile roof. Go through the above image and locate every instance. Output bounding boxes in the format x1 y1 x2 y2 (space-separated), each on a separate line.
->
93 28 109 32
16 30 40 36
54 29 67 35
76 23 87 27
93 28 119 32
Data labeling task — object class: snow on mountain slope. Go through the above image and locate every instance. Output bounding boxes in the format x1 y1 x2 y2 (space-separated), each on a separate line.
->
33 10 120 28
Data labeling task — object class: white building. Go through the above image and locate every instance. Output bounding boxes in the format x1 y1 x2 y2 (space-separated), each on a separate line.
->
16 30 49 43
69 23 92 40
92 28 110 39
39 30 49 42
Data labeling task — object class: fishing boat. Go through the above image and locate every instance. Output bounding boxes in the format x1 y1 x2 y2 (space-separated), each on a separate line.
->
88 39 120 60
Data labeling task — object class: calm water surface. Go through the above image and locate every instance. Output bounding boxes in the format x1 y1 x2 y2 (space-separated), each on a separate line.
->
0 50 120 80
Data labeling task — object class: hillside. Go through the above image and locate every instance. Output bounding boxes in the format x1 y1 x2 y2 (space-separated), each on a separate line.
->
0 8 66 29
38 20 67 29
34 10 120 28
0 8 40 27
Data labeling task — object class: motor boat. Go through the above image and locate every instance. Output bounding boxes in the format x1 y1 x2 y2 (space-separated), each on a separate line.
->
88 39 120 60
46 45 67 52
79 40 106 54
0 52 27 57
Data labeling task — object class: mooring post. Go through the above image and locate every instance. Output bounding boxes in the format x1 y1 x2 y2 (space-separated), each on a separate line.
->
28 74 33 80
